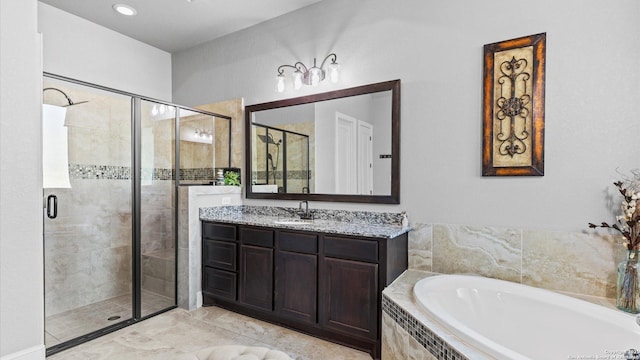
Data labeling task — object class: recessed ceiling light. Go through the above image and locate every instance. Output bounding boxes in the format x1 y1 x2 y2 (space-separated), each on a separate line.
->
112 4 137 16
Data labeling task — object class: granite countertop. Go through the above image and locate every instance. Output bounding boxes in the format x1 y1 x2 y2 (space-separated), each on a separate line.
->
199 205 412 239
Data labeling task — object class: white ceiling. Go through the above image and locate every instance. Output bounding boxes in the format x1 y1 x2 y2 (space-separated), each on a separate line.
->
39 0 322 53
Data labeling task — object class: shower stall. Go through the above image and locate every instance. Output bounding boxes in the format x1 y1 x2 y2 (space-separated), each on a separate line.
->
42 74 231 355
251 123 310 193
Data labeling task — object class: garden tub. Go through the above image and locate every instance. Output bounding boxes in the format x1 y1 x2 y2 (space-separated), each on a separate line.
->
413 274 640 359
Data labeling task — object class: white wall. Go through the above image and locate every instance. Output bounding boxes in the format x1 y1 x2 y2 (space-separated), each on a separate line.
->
0 0 46 359
173 0 640 231
314 95 372 194
38 2 172 101
0 3 172 358
371 92 391 195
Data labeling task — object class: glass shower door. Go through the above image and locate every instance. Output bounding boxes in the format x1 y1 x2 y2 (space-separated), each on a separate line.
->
43 78 134 348
139 100 176 317
43 75 228 354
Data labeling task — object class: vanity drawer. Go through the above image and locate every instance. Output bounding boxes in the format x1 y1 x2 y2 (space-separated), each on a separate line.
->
203 222 236 241
203 239 236 271
324 236 378 263
240 227 274 247
203 267 236 301
279 231 318 254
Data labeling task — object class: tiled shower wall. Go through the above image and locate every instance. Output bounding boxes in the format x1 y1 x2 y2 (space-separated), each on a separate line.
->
408 223 626 299
44 174 175 317
44 179 132 316
44 82 135 316
44 83 176 316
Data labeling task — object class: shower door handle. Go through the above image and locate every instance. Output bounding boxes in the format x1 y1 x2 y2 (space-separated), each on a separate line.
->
46 194 58 219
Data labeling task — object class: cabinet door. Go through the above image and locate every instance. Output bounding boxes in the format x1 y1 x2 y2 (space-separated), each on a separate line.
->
321 257 378 340
275 250 317 323
203 267 236 301
203 222 236 241
203 239 236 271
239 245 273 311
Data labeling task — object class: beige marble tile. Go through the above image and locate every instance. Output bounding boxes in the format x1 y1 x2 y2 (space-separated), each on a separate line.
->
382 313 436 360
48 307 368 360
408 223 432 272
432 224 522 282
263 323 371 360
110 212 132 248
202 309 275 340
46 291 175 347
195 98 243 169
522 229 625 298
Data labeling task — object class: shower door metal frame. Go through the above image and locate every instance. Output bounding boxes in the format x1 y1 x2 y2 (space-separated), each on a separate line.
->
43 72 232 356
253 123 310 194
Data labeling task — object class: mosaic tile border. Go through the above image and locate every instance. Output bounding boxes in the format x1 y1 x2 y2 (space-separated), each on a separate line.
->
382 295 468 360
68 164 217 181
180 168 215 181
69 164 131 180
252 170 312 180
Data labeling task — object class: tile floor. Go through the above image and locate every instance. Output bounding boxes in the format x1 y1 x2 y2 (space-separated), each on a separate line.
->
46 291 174 347
47 305 372 360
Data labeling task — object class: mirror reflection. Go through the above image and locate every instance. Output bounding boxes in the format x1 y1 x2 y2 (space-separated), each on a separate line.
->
178 109 231 185
245 80 400 204
251 124 310 193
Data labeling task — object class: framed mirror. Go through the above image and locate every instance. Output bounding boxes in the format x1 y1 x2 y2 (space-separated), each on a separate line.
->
245 79 400 204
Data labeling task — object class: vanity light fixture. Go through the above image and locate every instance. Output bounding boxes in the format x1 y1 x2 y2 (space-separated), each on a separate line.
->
195 128 212 139
112 4 137 16
276 53 339 93
151 104 168 117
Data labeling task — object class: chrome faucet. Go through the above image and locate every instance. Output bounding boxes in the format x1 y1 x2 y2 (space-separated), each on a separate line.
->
298 200 313 220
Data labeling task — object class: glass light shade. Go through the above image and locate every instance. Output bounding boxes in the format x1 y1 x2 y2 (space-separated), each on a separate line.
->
113 4 137 16
309 67 322 86
328 62 340 83
293 71 303 90
276 75 285 93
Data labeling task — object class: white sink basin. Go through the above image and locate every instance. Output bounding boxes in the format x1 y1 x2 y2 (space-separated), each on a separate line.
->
273 219 314 225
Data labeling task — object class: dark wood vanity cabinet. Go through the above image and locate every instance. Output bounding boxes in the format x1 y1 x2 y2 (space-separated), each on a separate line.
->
202 223 237 300
201 221 408 360
238 227 274 311
275 231 318 324
322 256 378 340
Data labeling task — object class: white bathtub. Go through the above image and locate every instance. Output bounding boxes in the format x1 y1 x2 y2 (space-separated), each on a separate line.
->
413 275 640 360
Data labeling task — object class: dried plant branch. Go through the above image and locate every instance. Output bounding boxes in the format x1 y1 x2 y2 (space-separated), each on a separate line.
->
588 171 640 251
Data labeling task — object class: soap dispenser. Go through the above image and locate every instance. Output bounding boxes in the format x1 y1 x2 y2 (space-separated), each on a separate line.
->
401 211 409 227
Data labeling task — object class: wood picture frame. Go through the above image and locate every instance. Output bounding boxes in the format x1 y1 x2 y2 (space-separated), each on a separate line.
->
482 33 546 176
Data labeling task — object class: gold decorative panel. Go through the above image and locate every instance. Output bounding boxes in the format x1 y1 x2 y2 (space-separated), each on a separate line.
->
483 33 546 176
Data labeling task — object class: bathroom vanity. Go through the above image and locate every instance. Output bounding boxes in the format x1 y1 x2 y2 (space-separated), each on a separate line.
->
200 206 409 359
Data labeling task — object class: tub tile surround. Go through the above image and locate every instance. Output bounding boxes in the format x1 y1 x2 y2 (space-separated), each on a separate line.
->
409 222 626 299
382 271 477 360
387 222 628 359
381 313 438 360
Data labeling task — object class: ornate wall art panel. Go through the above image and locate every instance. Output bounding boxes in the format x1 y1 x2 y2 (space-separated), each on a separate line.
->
482 33 546 176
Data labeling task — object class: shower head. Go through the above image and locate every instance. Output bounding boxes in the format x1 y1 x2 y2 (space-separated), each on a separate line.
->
257 133 282 145
257 134 275 145
43 87 89 107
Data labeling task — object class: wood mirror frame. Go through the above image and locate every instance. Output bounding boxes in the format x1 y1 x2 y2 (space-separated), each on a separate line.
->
245 79 400 204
